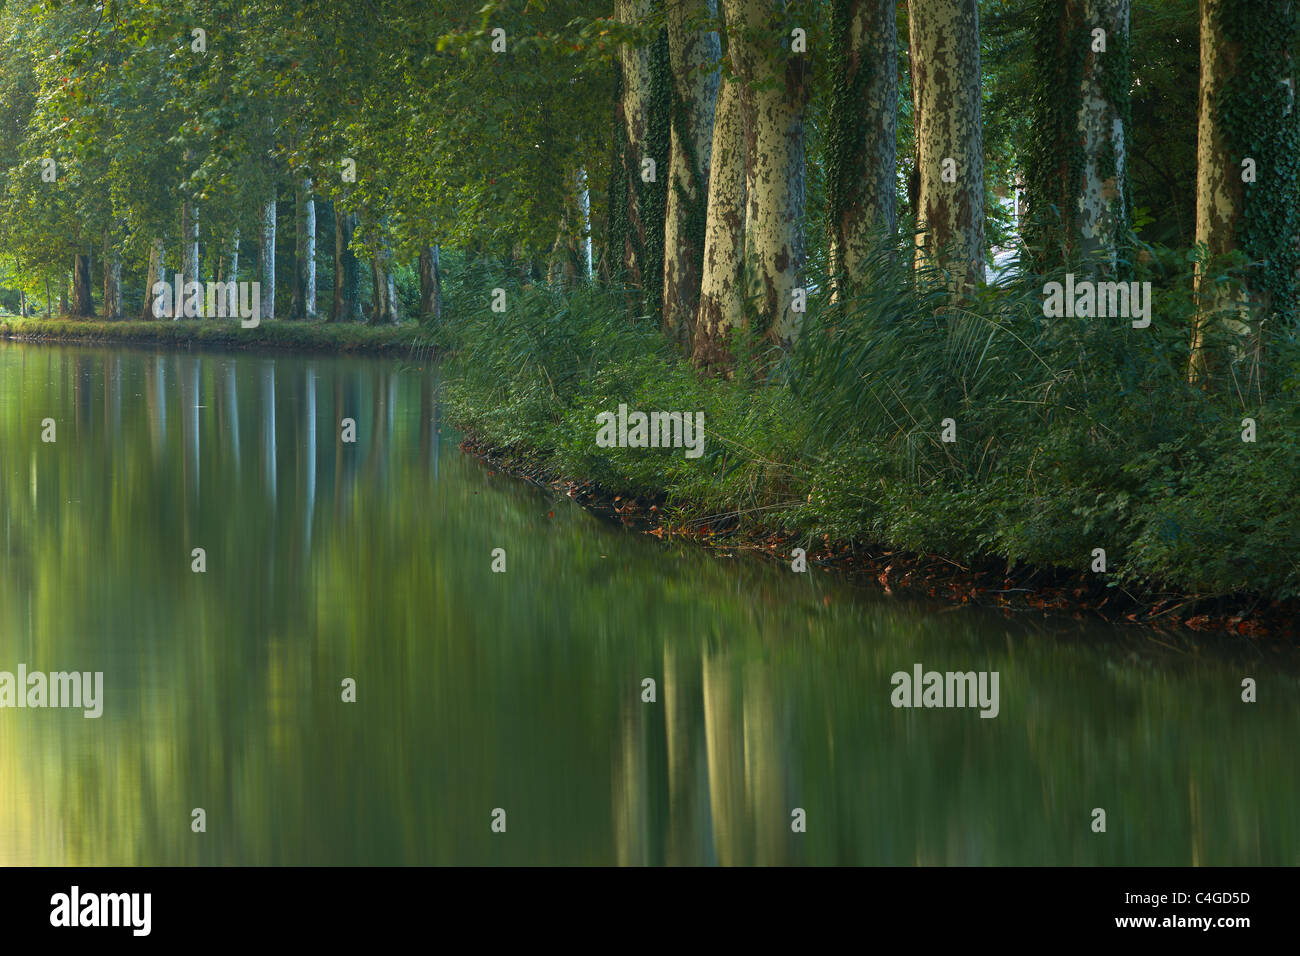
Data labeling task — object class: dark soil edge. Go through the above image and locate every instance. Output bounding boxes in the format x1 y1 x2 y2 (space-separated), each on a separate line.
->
458 435 1299 644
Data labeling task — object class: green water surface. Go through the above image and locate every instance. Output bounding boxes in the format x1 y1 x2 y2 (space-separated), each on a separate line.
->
1 342 1296 865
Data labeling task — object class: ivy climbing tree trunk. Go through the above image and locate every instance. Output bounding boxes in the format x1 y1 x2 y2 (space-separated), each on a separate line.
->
909 0 985 290
260 196 277 320
642 28 672 324
291 179 317 319
369 240 399 326
615 0 655 290
419 245 442 320
726 0 811 347
332 208 361 322
1025 0 1131 271
71 252 94 316
691 52 747 372
827 0 898 298
1077 1 1131 265
219 230 240 283
605 64 628 286
369 257 385 325
1188 0 1299 386
103 228 121 320
662 0 721 345
615 0 672 322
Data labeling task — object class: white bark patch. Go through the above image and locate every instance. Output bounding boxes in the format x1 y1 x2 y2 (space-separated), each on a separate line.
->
1076 0 1129 265
727 0 810 345
692 71 747 367
910 0 985 289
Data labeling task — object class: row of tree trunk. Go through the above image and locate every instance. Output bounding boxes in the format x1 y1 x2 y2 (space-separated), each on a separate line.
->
619 0 979 372
64 193 441 325
620 0 1295 387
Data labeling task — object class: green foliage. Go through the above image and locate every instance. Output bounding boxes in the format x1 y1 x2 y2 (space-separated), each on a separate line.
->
444 243 1300 601
0 0 620 307
1021 1 1099 268
636 26 672 322
2 0 1298 606
1122 0 1201 246
989 0 1202 248
1211 0 1300 324
604 64 629 284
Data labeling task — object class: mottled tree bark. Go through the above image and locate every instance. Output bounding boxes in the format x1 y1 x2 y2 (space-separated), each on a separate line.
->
910 0 985 290
1025 0 1130 270
828 0 897 298
616 0 656 289
614 0 672 323
727 0 811 347
691 62 747 372
1077 1 1131 264
663 0 721 344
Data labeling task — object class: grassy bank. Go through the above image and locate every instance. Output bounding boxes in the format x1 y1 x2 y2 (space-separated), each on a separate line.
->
0 316 429 354
440 251 1300 631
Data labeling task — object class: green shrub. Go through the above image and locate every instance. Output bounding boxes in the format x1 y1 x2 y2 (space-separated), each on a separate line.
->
440 247 1300 601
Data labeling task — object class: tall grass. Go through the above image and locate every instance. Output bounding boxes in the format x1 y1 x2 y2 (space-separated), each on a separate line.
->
442 241 1300 601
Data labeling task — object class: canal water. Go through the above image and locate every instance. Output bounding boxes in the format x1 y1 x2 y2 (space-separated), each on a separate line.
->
1 342 1297 864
